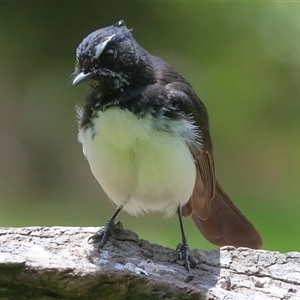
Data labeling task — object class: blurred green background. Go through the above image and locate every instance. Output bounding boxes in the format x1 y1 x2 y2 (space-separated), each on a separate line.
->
0 2 299 252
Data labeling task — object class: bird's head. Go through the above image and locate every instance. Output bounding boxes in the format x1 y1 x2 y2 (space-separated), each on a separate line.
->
72 20 154 93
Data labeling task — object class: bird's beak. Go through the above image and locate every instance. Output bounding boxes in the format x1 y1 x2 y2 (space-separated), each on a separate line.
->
72 71 94 86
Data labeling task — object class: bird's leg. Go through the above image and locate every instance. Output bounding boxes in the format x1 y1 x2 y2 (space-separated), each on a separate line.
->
88 205 123 251
176 206 198 272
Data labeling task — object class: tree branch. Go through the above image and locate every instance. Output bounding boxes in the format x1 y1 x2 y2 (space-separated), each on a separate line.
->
0 226 299 299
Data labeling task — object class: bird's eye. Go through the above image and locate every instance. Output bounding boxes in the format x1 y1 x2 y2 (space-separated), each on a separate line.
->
104 48 116 61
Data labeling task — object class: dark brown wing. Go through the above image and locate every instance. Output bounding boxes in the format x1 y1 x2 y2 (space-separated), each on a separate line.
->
188 150 215 220
165 80 216 220
165 79 262 249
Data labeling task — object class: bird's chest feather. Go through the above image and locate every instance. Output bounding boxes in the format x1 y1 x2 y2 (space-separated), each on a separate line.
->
78 107 196 215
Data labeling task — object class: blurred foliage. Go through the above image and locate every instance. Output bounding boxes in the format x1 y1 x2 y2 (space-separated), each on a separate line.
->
0 2 299 252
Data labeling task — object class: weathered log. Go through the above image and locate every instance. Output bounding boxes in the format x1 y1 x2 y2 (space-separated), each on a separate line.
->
0 226 299 299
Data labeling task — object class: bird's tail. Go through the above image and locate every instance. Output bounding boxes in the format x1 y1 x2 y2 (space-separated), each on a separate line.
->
191 182 263 249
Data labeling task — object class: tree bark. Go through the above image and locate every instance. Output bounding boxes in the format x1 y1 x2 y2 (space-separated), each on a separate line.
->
0 226 299 300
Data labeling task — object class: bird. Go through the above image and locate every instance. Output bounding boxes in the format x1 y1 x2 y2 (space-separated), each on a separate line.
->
72 20 262 271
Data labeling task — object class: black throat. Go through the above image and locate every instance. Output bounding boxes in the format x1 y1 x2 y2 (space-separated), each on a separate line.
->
79 81 186 131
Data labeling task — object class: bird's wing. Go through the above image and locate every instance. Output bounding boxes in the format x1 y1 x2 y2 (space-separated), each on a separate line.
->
165 81 262 249
165 81 215 220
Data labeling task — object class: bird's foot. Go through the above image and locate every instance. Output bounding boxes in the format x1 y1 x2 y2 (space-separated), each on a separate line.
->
88 220 123 251
175 242 198 272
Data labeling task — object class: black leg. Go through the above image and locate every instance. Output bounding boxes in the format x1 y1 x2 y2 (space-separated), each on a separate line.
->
88 205 123 251
176 206 197 272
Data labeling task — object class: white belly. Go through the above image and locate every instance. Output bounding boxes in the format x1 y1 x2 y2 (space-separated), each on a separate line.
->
79 107 196 216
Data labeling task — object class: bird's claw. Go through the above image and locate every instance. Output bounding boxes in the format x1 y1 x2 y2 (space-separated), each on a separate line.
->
175 243 198 272
88 220 123 251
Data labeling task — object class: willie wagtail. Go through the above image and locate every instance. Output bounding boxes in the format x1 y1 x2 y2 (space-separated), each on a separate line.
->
72 20 262 271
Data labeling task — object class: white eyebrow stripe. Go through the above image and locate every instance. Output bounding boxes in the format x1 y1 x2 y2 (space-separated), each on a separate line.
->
95 34 115 58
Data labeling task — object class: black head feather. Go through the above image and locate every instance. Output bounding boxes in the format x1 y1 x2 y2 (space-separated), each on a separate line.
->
73 21 154 92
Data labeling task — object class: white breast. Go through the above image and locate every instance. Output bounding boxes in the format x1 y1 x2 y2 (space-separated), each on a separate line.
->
78 107 197 217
